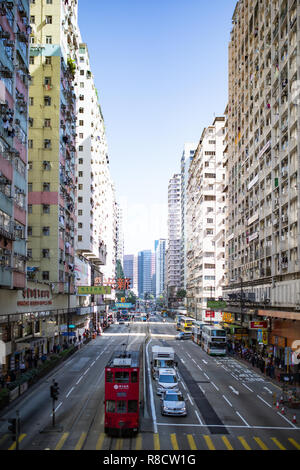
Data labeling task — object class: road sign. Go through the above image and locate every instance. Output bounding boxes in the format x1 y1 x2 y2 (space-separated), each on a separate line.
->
77 286 112 295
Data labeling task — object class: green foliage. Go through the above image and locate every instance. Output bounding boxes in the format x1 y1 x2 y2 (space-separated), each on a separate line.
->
176 289 187 299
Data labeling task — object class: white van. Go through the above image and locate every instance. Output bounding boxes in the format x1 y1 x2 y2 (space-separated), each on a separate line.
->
156 368 179 395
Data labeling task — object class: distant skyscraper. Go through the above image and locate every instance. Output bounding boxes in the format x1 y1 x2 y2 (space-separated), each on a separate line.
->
167 174 182 296
155 239 167 297
123 254 134 290
151 251 156 297
138 250 152 299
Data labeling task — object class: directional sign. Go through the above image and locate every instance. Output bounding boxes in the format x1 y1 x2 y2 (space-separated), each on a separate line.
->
77 286 111 295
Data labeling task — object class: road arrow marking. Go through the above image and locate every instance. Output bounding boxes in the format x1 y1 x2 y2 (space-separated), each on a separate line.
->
229 385 239 395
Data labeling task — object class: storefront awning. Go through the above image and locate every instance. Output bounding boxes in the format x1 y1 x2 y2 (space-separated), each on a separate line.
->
258 310 300 321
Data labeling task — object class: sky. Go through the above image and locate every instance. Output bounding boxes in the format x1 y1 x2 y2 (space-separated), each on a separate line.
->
78 0 238 255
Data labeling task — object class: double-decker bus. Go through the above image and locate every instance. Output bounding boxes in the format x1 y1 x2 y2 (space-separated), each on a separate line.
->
192 321 208 345
104 350 142 435
179 316 195 333
201 325 227 356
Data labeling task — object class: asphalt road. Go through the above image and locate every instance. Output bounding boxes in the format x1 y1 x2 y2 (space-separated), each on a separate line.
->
0 313 299 450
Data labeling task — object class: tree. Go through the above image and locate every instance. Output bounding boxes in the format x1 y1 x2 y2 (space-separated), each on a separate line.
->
176 289 186 300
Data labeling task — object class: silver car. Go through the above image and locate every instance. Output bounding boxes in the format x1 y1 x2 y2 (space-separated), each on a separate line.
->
160 391 187 416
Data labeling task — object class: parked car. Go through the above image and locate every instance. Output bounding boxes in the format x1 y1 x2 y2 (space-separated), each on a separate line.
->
160 390 187 416
176 332 192 340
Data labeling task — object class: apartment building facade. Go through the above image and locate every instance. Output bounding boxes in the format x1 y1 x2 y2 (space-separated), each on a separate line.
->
167 174 181 301
180 143 197 290
155 238 166 298
223 0 300 358
186 117 226 321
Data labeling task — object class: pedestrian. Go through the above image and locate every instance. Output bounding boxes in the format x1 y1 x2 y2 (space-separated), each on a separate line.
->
20 361 26 372
53 344 57 354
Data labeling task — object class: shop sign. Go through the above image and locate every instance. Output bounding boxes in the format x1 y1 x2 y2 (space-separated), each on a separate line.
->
249 321 268 329
222 312 234 323
205 310 215 318
17 287 52 307
95 277 131 290
285 347 292 366
207 300 227 309
77 286 112 295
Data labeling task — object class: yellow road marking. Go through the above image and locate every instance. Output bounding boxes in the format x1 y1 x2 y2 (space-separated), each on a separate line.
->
222 435 233 450
0 434 8 446
55 432 69 450
238 436 251 450
254 437 268 450
271 437 286 450
96 433 105 450
114 438 123 450
170 433 179 450
187 434 197 450
135 434 142 450
8 434 26 451
75 432 86 450
153 433 160 450
203 435 215 450
288 438 300 450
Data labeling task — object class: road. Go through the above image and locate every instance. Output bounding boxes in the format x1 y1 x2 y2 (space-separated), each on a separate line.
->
0 313 300 450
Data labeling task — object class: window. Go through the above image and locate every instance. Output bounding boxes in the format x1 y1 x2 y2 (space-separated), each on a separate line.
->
207 218 214 224
78 171 83 177
80 70 84 75
28 161 33 170
79 133 84 139
131 371 138 383
43 204 50 214
78 235 82 241
29 56 34 65
78 222 83 228
78 197 83 203
115 371 129 383
44 118 51 128
44 96 51 106
79 120 84 126
28 183 33 192
44 76 51 85
28 204 32 214
128 400 138 413
46 0 52 3
78 158 83 164
106 400 115 413
45 16 52 24
46 36 52 44
28 139 33 148
79 107 84 113
42 271 49 280
43 227 50 236
79 145 83 151
30 15 35 23
29 97 34 106
44 139 51 149
30 36 35 44
42 249 50 258
106 370 113 382
45 56 52 65
80 82 84 88
28 226 32 236
116 400 126 413
78 210 83 216
27 249 32 258
78 184 83 190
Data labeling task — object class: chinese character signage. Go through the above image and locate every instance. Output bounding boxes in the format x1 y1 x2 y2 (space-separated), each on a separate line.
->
249 321 268 329
94 277 131 290
77 286 112 295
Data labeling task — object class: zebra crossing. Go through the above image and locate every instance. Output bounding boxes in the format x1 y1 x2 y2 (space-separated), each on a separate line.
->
1 431 300 451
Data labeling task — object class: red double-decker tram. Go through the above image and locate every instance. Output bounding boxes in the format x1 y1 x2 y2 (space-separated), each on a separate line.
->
104 350 142 435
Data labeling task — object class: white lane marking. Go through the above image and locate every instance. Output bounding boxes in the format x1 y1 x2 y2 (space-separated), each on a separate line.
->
91 361 95 367
181 381 187 391
263 386 273 394
204 373 210 380
276 412 297 428
187 393 193 405
187 353 191 358
257 395 272 408
236 411 250 427
230 373 239 380
50 402 62 416
229 385 239 395
66 387 74 398
211 382 219 391
197 365 202 371
202 359 208 364
199 385 206 394
195 410 203 425
181 358 185 364
76 376 83 385
192 358 197 364
222 395 232 407
83 368 90 375
242 383 254 392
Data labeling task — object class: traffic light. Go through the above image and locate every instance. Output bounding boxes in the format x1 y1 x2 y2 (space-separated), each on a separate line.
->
50 381 59 400
8 418 17 440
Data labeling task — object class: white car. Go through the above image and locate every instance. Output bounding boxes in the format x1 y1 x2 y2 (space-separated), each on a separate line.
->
160 391 187 416
156 368 179 395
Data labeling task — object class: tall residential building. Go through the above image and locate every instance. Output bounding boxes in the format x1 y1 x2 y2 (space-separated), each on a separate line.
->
155 238 166 297
151 250 156 297
0 0 30 373
123 254 134 289
186 117 226 320
116 202 124 266
138 249 152 299
133 253 138 295
167 174 181 299
180 143 197 289
27 0 79 301
224 0 300 352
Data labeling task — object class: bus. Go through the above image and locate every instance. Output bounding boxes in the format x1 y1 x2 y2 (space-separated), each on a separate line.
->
192 321 208 345
201 325 227 356
175 314 184 330
104 350 142 435
179 316 195 333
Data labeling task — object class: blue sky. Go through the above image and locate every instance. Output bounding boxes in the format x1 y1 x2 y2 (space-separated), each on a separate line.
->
78 0 237 255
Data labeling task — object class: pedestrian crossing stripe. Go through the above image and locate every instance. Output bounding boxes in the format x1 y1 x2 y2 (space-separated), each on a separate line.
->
2 432 300 451
8 434 26 451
